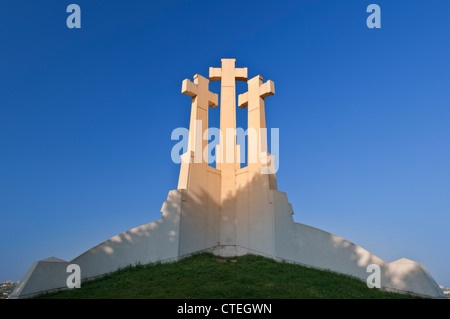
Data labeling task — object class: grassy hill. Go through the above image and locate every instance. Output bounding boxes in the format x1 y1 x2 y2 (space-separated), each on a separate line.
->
36 253 419 299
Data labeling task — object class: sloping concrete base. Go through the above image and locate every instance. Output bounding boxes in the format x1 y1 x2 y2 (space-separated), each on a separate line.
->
9 188 445 299
9 257 70 299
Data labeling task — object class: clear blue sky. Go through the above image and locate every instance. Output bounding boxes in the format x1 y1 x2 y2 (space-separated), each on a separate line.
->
1 1 449 288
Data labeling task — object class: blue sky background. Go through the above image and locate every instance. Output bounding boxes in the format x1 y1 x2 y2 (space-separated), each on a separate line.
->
1 1 449 288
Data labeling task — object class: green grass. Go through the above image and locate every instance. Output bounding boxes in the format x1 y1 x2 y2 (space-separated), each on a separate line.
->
36 253 419 299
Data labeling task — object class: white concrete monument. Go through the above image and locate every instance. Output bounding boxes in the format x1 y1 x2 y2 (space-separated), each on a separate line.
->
10 59 445 298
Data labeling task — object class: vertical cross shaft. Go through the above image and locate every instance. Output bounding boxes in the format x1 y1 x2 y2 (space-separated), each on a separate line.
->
181 74 218 163
209 59 247 248
210 59 247 168
238 75 275 168
178 74 218 191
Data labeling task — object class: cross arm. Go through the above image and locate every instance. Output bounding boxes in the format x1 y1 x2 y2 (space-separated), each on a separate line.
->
209 66 248 82
181 78 198 97
235 67 248 82
238 77 275 109
182 75 219 108
238 92 248 109
260 80 275 99
208 91 219 108
209 67 222 82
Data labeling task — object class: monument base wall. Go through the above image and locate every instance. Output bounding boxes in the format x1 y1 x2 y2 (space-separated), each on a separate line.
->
9 188 446 299
270 190 445 298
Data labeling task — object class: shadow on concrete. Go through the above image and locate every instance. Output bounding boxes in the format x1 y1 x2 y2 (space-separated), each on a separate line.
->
9 161 445 299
